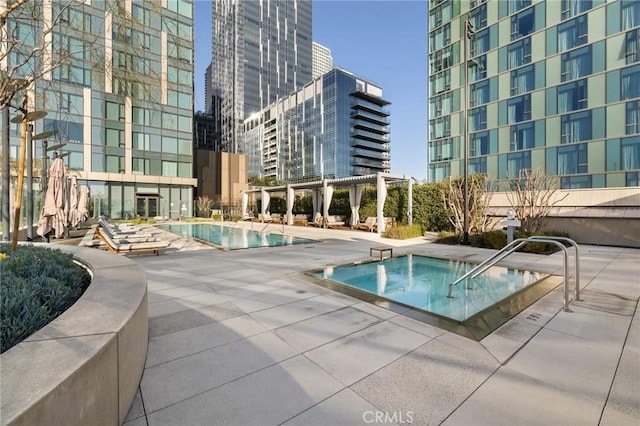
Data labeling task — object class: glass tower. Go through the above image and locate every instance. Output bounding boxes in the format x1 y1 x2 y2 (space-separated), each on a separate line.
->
243 69 391 183
211 0 313 154
4 0 196 220
427 0 640 189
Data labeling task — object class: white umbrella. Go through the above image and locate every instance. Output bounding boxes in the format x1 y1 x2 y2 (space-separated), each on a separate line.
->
37 157 67 239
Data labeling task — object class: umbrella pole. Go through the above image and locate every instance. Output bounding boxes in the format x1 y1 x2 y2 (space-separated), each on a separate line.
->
11 96 28 252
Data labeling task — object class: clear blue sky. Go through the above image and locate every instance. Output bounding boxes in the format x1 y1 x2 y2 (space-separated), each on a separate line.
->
193 0 428 181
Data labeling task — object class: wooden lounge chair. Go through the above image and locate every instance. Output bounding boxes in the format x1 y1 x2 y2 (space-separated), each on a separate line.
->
310 213 323 227
258 213 273 223
293 214 308 226
326 215 345 229
355 217 377 232
94 227 170 255
373 217 395 232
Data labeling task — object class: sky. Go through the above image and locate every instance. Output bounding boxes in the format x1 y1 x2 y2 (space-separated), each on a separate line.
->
193 0 428 181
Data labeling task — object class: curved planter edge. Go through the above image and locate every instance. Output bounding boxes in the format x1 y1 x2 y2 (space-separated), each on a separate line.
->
0 245 148 426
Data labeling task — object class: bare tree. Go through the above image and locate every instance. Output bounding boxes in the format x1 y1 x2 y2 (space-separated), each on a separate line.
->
440 174 494 237
504 168 568 233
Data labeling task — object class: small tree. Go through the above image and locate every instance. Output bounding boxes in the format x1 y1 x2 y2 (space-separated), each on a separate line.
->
440 174 494 237
195 196 213 218
505 168 567 233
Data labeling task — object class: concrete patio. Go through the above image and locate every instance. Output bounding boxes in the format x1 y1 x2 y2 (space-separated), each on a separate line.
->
120 222 639 426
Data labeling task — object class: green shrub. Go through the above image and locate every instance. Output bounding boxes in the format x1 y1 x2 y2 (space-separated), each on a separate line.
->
0 244 91 353
470 230 507 250
382 224 424 240
434 231 460 245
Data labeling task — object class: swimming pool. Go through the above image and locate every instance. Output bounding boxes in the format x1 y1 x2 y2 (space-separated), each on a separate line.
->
159 223 314 250
310 254 557 339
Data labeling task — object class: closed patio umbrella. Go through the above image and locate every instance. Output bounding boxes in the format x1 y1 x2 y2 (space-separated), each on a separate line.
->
68 176 79 228
37 157 67 239
74 185 89 226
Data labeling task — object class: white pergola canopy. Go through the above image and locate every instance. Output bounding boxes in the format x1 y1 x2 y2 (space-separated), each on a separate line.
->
241 173 415 235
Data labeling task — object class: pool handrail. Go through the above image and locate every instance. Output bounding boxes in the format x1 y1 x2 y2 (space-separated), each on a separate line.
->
528 236 580 301
447 237 575 312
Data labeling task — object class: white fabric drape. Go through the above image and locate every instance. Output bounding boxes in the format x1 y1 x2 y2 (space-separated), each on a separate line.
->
286 186 294 225
349 185 363 226
241 192 248 217
312 189 321 219
261 189 270 216
323 185 334 225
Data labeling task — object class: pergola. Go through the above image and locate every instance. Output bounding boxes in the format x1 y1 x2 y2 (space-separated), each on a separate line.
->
241 172 415 235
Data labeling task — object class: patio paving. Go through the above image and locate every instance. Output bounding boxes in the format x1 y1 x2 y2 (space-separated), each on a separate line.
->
113 221 638 426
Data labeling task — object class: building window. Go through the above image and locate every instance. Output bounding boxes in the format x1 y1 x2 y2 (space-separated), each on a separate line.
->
621 136 640 170
471 28 490 57
558 143 587 174
561 45 592 81
561 175 591 189
627 172 640 186
622 0 640 30
511 122 535 150
558 79 588 113
507 37 532 69
508 0 531 15
469 55 487 82
558 15 587 52
430 45 454 72
470 131 490 156
627 29 640 64
507 151 531 177
470 79 490 106
561 0 592 20
430 24 451 51
511 7 534 40
430 70 451 95
627 101 640 134
430 92 453 118
430 138 453 161
430 116 451 139
430 162 451 182
511 64 535 95
470 106 487 131
469 3 488 30
429 0 452 28
621 64 640 100
561 110 591 143
508 94 531 123
469 157 487 174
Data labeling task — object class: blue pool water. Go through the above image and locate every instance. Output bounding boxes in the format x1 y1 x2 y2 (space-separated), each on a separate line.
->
159 223 314 250
315 255 545 322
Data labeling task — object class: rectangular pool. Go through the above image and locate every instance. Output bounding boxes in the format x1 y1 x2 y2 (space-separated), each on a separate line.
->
159 223 314 250
312 254 551 326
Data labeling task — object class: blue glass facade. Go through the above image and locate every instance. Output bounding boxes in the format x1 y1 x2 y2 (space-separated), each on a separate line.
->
243 69 390 183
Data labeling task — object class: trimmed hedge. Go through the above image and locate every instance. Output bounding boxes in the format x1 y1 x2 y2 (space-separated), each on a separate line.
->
436 230 571 254
382 224 424 240
0 244 91 353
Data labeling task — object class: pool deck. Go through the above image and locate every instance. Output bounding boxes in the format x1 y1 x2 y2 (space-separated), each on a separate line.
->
119 221 639 426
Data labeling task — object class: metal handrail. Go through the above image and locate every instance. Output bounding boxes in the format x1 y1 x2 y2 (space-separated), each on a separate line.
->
447 236 578 312
528 236 581 301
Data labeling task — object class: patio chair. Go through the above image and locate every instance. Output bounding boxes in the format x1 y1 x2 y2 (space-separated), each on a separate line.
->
310 213 323 227
355 217 377 232
294 214 309 226
326 215 345 229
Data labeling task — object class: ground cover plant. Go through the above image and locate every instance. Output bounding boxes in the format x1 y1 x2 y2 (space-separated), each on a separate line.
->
0 244 91 353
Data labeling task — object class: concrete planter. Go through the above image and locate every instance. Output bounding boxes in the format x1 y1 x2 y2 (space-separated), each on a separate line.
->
0 245 148 425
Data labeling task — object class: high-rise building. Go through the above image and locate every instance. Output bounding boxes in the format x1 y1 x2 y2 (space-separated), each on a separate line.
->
312 41 333 79
427 0 640 190
4 0 196 221
211 0 313 154
243 68 391 182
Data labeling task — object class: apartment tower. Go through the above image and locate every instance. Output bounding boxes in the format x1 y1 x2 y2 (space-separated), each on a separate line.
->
210 0 313 154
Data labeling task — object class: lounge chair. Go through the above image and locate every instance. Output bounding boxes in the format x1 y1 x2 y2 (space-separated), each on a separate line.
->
293 214 308 226
355 217 377 232
310 213 323 227
326 215 345 229
373 217 395 232
258 213 273 223
98 217 157 237
94 226 170 255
